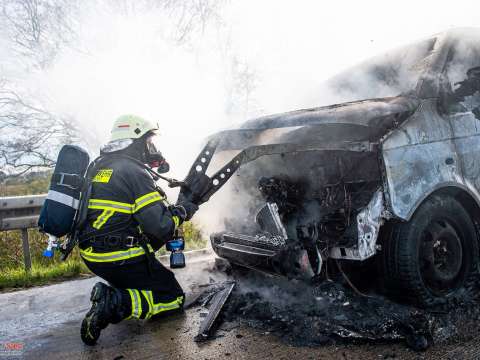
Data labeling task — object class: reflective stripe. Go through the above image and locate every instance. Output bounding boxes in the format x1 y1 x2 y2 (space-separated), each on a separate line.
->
79 245 153 263
126 289 135 319
89 198 133 207
127 289 141 319
88 199 132 229
141 290 154 320
172 216 180 228
92 209 115 229
87 191 163 228
47 190 80 209
88 199 134 214
134 191 163 212
140 291 183 318
135 289 142 319
88 192 163 215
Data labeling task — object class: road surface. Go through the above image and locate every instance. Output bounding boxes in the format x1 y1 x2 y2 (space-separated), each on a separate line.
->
1 251 479 359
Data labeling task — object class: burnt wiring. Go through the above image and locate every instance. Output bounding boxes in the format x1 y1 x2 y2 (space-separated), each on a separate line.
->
335 259 373 298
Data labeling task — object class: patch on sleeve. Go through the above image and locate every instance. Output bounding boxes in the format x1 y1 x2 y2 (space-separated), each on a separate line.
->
92 169 113 183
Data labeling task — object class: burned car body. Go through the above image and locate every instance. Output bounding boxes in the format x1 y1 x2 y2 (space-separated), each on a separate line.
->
192 29 480 306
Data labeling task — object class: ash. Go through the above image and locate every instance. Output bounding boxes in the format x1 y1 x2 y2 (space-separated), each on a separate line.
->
215 272 480 352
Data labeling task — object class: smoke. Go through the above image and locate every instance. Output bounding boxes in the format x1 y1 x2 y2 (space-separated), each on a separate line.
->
23 3 229 174
198 26 480 235
2 1 479 233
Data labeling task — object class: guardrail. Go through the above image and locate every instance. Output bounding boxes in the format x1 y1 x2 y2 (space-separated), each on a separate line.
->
0 194 212 271
0 194 46 270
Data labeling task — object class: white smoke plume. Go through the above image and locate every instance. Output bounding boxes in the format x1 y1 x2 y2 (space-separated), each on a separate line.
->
1 0 479 236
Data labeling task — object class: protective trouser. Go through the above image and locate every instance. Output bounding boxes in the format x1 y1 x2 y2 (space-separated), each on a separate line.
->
84 256 184 320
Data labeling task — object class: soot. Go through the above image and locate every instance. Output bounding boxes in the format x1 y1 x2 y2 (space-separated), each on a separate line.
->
258 176 304 217
197 269 480 352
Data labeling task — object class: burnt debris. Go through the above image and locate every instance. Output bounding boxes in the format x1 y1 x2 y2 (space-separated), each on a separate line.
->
221 275 432 351
196 254 480 352
215 272 480 352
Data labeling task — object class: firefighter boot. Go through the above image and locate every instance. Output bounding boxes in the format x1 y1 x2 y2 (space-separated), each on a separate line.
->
80 282 128 345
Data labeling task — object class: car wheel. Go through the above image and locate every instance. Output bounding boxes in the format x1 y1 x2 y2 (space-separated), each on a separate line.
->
381 195 479 307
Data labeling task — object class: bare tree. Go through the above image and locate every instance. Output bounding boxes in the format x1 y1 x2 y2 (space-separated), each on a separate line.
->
111 0 226 45
0 81 77 174
225 56 259 119
0 0 79 69
0 0 237 174
162 0 225 44
0 0 79 174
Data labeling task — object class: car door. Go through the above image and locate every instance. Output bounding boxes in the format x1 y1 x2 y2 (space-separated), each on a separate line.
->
441 37 480 196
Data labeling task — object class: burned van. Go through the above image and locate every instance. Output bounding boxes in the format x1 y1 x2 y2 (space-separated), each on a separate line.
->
201 29 480 307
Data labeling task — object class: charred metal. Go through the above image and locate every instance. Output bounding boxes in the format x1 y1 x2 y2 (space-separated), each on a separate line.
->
203 29 480 308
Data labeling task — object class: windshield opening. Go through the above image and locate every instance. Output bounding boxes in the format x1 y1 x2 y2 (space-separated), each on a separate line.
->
441 31 480 116
327 37 437 101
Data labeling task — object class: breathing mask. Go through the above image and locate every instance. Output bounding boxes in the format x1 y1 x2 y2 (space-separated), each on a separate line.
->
145 132 170 173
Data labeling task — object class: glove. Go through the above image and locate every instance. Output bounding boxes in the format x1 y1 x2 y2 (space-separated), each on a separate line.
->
170 201 199 223
177 201 199 221
178 172 211 205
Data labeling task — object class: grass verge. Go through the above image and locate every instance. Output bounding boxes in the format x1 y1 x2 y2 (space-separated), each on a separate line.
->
0 221 207 291
0 258 91 291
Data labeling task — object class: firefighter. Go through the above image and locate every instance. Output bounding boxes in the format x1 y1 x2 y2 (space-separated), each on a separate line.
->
78 114 198 345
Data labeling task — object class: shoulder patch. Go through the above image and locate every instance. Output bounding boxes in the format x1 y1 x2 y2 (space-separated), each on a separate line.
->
92 169 113 183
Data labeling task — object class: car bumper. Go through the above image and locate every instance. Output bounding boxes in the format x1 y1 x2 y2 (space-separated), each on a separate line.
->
211 232 315 279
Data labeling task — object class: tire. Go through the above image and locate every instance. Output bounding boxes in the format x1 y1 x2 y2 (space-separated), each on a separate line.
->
381 195 480 308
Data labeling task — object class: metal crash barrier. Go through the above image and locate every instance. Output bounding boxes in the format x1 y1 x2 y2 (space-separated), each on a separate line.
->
0 194 46 271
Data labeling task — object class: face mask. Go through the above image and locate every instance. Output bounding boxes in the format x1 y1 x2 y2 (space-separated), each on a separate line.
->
145 134 170 173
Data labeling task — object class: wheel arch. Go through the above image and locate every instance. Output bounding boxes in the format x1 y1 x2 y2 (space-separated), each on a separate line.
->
379 185 480 246
398 184 480 225
431 186 480 226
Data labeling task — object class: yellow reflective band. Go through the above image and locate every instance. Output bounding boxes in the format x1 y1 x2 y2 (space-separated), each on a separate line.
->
135 289 142 319
89 198 133 207
87 192 164 228
126 289 142 319
151 295 183 314
126 289 136 320
141 290 154 320
88 192 163 217
172 216 180 228
140 291 184 318
92 209 115 229
88 199 134 214
134 191 163 213
79 244 153 263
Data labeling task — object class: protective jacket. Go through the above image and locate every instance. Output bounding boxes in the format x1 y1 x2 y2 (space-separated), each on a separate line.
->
78 155 180 265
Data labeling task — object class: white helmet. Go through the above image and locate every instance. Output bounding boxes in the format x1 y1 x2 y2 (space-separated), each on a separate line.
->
110 114 159 141
101 114 159 153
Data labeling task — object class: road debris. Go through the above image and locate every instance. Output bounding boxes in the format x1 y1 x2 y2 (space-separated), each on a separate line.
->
205 270 480 352
194 281 236 342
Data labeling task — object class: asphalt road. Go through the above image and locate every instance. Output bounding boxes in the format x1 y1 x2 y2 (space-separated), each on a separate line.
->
1 252 480 360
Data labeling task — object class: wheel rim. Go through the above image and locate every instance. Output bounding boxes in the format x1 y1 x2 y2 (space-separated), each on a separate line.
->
419 219 464 295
